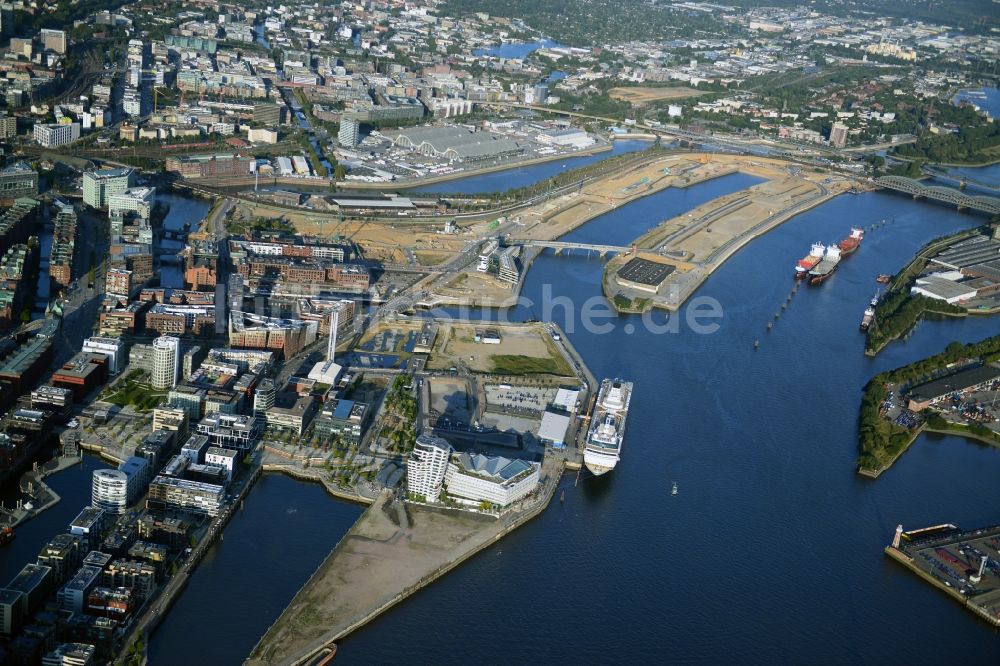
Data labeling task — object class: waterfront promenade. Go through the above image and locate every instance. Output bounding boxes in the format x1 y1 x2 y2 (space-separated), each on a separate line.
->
246 454 563 666
0 455 81 528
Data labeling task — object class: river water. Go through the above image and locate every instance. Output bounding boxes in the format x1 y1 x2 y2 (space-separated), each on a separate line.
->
953 86 1000 120
473 39 563 59
335 190 1000 661
3 172 998 662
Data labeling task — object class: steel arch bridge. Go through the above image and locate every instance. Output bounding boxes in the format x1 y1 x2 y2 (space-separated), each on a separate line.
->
875 176 1000 215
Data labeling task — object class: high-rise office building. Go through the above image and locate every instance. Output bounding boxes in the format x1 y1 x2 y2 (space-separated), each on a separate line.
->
829 122 849 149
33 123 80 148
39 29 67 54
253 378 276 417
151 336 181 389
338 117 360 147
91 469 129 514
406 434 452 502
82 168 136 210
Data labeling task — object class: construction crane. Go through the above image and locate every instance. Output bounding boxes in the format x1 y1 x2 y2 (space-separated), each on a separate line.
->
153 86 173 114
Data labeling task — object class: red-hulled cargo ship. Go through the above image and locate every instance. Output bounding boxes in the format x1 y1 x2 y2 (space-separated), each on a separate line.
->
838 227 865 256
794 242 826 279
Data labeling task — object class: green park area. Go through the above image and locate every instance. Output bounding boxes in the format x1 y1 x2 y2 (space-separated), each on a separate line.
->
101 372 167 412
489 353 572 376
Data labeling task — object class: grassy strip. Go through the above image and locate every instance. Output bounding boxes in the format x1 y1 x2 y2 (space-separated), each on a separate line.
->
489 354 572 376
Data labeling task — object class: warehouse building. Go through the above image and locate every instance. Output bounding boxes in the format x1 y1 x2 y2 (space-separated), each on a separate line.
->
392 125 523 163
906 364 1000 411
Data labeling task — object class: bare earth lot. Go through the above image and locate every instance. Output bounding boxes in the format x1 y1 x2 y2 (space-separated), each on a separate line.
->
427 323 573 376
609 86 707 104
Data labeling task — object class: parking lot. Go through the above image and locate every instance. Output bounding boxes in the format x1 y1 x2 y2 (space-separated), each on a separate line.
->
899 525 1000 622
484 385 557 418
939 388 1000 431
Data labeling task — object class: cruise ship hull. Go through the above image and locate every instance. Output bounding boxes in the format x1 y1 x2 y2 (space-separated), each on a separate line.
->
583 449 619 476
584 378 633 476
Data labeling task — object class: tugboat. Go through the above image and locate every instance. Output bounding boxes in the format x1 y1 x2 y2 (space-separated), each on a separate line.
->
0 526 15 546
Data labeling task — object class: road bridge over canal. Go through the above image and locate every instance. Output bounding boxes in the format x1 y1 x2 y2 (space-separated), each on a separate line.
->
509 239 633 255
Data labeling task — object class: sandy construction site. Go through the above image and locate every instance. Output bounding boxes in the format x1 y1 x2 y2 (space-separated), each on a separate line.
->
427 322 574 377
609 86 706 104
602 168 855 311
263 151 856 313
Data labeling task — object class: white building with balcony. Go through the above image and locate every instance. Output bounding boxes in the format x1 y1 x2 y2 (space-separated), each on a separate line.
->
406 434 451 502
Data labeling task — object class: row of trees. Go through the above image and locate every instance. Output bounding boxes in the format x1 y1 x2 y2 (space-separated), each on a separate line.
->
383 375 417 453
866 293 965 354
442 0 728 47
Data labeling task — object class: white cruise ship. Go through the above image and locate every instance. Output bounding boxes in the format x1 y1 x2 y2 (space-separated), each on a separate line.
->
583 379 633 475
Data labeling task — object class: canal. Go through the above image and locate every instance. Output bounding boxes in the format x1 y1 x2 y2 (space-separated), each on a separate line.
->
157 193 211 290
147 475 363 664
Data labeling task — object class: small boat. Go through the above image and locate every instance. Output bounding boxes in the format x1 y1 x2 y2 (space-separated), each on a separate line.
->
560 490 565 503
876 274 892 284
671 481 678 496
0 526 14 546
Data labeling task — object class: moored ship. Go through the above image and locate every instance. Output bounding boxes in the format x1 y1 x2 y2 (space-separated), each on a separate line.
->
860 292 879 331
584 379 633 476
808 244 841 285
838 227 865 256
860 305 875 332
794 242 826 279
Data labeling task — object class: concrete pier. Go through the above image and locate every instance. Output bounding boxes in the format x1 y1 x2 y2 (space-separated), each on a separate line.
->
0 455 82 528
886 523 1000 628
246 456 563 666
